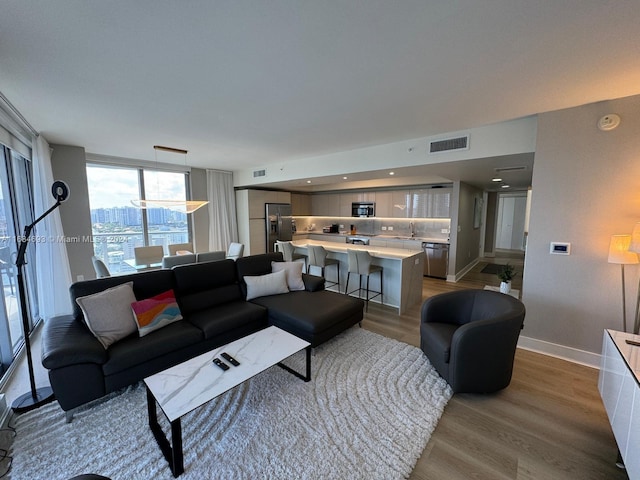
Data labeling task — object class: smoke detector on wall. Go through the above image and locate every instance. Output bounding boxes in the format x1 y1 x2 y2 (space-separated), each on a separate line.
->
597 114 620 131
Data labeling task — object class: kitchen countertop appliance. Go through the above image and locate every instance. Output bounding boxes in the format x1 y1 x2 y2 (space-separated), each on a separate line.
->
346 236 370 245
265 203 292 253
422 241 449 279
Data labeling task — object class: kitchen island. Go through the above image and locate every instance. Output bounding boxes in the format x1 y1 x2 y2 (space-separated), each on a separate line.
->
290 239 424 314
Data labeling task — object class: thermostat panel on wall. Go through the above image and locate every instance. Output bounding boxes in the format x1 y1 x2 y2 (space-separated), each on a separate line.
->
550 242 571 255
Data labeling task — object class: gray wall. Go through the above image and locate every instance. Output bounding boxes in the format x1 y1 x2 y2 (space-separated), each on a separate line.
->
50 144 95 281
484 191 498 256
523 93 640 353
454 182 483 273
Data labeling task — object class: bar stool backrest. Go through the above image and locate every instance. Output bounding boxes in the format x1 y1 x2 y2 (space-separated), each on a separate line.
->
276 241 296 262
347 249 374 275
308 245 329 267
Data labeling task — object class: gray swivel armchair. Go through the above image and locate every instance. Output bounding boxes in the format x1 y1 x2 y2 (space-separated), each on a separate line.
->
420 289 525 393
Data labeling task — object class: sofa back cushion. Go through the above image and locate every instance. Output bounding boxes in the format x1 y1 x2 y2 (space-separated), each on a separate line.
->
235 252 284 298
172 259 242 314
70 270 175 321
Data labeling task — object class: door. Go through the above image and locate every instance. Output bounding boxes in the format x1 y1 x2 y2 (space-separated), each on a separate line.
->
496 193 527 250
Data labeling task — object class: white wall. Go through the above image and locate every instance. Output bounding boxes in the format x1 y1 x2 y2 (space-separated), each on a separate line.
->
523 94 640 356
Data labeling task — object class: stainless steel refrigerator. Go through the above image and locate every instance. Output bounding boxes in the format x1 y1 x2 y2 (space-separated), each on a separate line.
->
265 203 293 253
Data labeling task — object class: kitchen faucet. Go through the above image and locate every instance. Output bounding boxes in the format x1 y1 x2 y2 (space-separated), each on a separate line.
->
410 222 415 238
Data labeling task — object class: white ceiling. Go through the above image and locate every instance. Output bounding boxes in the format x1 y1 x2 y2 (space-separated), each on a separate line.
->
1 1 639 191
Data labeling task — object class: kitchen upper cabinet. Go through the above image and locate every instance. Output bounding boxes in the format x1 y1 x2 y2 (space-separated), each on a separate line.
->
311 195 328 216
327 194 340 217
312 193 342 216
340 193 357 217
374 191 392 218
409 187 452 218
391 190 411 218
358 192 376 202
247 190 291 219
291 193 312 215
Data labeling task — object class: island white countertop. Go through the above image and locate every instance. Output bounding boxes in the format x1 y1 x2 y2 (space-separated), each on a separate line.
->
290 239 423 259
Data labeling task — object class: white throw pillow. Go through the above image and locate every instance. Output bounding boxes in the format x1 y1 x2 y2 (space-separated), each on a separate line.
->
244 269 289 300
271 261 305 291
75 282 138 349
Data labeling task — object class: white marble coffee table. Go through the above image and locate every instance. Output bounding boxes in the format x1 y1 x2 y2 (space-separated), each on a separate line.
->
144 326 311 477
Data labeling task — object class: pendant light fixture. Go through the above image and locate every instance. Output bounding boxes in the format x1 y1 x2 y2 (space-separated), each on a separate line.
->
131 145 208 214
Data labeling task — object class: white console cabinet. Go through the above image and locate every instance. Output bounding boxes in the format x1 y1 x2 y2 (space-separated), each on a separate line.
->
598 329 640 479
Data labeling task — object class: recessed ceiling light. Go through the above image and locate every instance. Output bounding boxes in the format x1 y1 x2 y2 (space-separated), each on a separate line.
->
306 180 312 184
492 177 502 182
501 184 510 188
389 171 395 176
343 176 348 180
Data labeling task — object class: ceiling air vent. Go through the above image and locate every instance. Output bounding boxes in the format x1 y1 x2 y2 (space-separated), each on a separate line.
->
253 169 266 178
494 166 527 173
429 135 469 154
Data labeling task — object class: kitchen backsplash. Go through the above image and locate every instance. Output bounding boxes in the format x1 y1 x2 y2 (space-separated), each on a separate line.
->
293 216 450 240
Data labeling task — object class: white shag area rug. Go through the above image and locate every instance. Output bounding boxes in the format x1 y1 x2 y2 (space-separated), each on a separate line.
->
11 327 452 480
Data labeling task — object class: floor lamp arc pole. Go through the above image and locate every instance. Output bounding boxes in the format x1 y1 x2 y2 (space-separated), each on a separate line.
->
11 180 69 413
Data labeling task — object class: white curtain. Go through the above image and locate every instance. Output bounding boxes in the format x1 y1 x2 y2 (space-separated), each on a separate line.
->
32 136 73 318
206 170 238 251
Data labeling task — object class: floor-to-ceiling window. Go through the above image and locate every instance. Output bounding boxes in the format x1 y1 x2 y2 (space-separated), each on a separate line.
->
86 163 191 274
0 146 37 377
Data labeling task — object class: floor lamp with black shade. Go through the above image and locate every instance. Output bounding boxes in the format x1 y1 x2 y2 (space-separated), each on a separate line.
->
11 180 69 413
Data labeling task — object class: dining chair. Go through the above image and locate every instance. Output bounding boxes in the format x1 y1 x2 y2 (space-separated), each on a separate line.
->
168 243 194 255
162 253 197 269
196 251 226 263
134 245 164 266
91 256 111 278
226 243 245 260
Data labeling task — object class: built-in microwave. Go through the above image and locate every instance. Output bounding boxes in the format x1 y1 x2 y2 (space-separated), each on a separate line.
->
352 202 375 217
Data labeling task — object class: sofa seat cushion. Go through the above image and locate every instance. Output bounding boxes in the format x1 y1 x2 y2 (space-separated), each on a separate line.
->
102 321 203 376
251 290 364 340
187 300 267 340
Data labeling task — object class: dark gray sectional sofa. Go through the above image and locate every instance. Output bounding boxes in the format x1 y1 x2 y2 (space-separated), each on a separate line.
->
41 252 364 419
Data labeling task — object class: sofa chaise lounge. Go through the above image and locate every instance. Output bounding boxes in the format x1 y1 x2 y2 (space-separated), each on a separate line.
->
41 252 364 419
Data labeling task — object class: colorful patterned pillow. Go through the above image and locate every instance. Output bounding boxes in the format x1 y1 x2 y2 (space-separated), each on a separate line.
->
131 289 183 337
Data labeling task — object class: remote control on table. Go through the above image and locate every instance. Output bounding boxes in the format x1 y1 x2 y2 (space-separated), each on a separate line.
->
221 352 240 366
213 358 229 371
625 339 640 347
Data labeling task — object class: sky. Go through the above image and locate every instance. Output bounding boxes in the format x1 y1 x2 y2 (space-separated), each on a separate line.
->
86 165 187 209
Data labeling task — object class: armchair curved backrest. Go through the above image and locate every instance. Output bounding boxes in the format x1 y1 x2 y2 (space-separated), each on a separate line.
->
420 289 525 393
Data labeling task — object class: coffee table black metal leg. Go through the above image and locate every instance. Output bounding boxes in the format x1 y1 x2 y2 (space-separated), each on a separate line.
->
147 387 184 477
277 346 311 382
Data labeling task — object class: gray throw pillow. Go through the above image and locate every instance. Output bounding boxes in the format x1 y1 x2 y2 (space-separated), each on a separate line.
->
76 282 138 349
244 269 289 300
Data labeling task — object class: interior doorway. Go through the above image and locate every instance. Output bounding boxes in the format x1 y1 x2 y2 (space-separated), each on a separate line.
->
496 192 528 251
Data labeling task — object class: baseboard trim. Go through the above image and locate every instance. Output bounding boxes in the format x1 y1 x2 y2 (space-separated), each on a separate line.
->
517 335 601 369
448 259 479 283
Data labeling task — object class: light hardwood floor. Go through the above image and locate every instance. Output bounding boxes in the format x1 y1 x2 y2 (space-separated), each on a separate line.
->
362 251 627 480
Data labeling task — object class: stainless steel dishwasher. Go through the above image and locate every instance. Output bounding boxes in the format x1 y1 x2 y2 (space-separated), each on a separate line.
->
422 242 449 279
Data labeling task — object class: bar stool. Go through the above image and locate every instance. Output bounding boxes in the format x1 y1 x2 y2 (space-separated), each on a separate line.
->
307 245 340 291
276 240 307 270
345 249 383 311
